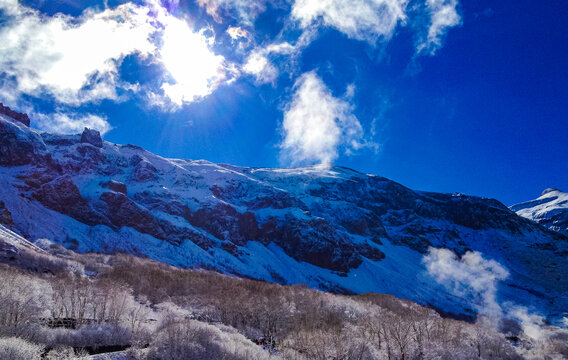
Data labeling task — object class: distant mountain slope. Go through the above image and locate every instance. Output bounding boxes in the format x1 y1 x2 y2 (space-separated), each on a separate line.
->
511 189 568 236
0 112 567 322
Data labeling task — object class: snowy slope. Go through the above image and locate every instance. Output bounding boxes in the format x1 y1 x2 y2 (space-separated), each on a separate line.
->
0 112 567 322
0 224 44 253
511 188 568 236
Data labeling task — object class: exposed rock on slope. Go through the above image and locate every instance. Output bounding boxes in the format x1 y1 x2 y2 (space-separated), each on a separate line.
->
0 113 566 322
80 127 103 148
0 102 30 127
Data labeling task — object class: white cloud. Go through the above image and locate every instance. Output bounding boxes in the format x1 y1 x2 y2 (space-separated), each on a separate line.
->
291 0 408 43
242 42 295 84
227 26 250 40
0 0 236 116
417 0 461 55
424 247 568 343
242 29 316 84
243 51 279 84
506 305 554 341
0 0 22 16
280 71 371 165
0 0 157 105
34 112 112 135
423 248 509 318
196 0 269 24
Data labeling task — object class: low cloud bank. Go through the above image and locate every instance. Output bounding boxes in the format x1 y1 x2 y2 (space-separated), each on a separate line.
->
423 247 568 345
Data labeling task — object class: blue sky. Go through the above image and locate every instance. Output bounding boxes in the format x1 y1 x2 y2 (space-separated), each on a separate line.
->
0 0 566 205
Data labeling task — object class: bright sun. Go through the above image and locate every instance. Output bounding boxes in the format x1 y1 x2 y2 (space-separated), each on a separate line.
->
160 17 225 105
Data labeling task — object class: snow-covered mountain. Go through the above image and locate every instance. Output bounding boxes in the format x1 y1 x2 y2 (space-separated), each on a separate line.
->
511 189 568 236
0 110 567 322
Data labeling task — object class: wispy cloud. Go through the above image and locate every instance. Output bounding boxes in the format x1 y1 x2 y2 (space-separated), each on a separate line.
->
423 247 568 343
423 248 509 318
34 111 112 135
242 29 316 84
243 42 295 84
196 0 270 24
227 26 250 41
280 71 375 165
291 0 408 44
243 51 280 84
417 0 461 55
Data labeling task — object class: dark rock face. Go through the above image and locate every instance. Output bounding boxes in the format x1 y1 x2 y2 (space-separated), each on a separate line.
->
133 190 382 272
100 191 164 238
32 176 110 227
0 120 47 167
260 216 366 272
77 144 105 160
0 103 30 127
99 191 212 249
80 128 103 148
186 204 257 246
0 201 14 227
131 157 158 182
102 180 127 195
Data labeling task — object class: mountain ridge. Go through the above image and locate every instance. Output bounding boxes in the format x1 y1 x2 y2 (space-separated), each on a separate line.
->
511 188 568 236
0 112 567 323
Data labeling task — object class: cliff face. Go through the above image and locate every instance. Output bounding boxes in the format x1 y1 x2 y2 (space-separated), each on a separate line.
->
0 113 566 321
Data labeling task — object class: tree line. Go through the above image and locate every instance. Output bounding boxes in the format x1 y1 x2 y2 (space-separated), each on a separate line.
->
0 243 566 359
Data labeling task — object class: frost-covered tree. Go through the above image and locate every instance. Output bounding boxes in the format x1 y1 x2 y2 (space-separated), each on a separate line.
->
0 337 43 360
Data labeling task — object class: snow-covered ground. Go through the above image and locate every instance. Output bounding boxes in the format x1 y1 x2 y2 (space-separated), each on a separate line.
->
511 188 568 235
1 113 567 324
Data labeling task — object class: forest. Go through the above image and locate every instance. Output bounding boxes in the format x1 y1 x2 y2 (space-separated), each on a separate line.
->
0 241 567 360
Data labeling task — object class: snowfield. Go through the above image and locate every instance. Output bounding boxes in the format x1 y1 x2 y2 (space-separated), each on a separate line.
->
0 113 567 324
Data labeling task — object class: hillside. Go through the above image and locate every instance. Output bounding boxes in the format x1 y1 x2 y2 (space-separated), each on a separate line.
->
0 224 566 359
0 111 567 324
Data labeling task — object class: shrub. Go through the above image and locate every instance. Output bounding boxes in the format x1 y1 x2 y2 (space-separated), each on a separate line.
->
146 319 275 360
0 337 44 360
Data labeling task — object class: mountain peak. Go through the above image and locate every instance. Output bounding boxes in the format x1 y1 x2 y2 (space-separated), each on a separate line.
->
541 188 562 197
512 189 568 237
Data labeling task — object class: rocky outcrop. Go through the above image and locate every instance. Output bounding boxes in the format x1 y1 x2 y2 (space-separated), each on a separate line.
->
100 191 165 238
134 191 382 271
259 216 369 272
211 183 308 211
186 203 258 246
32 176 110 227
0 118 47 167
130 156 158 182
0 103 30 127
102 180 127 195
80 128 103 148
100 191 212 249
0 202 14 227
